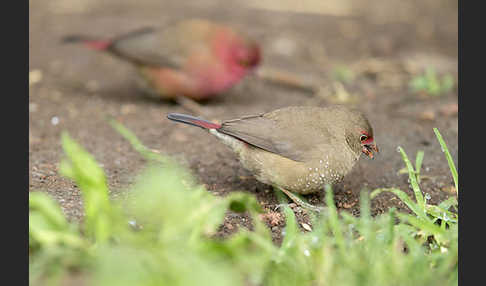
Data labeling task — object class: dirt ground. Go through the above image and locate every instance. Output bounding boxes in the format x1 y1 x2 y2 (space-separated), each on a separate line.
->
29 0 458 243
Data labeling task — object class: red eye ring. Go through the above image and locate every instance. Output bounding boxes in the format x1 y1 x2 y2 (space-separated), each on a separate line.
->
360 134 368 142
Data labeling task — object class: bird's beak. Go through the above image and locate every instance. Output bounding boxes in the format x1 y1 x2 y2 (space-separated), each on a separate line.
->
362 143 379 159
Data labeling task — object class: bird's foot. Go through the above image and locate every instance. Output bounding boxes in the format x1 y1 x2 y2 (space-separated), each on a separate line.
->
277 187 326 213
256 67 318 95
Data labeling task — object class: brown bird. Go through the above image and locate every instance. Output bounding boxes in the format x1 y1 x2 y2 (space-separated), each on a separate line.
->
62 19 261 113
167 105 378 210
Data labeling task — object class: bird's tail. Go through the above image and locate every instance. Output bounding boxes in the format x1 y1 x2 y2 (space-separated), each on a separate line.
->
110 27 155 42
61 35 112 51
167 113 221 129
61 27 155 51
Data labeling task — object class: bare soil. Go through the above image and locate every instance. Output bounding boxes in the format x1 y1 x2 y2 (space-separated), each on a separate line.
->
29 0 458 243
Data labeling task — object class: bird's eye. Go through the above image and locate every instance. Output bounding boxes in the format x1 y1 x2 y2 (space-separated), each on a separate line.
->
360 134 368 142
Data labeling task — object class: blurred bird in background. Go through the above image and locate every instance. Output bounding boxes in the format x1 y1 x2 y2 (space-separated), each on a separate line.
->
63 18 318 114
62 19 261 114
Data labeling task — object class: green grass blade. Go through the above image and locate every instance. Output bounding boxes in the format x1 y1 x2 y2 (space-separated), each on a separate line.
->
280 204 299 255
29 192 69 230
339 211 358 226
324 185 345 252
424 205 458 224
109 118 169 164
371 188 427 220
384 207 396 246
358 191 372 240
398 146 425 211
59 132 114 243
433 128 458 193
415 150 424 183
397 212 445 238
438 196 458 212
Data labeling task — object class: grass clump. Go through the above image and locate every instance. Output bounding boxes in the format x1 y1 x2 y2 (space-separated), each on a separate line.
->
409 67 454 96
332 65 355 84
29 123 458 286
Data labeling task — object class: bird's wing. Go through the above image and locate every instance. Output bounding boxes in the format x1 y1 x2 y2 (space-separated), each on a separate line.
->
109 23 212 68
218 108 333 162
108 27 184 68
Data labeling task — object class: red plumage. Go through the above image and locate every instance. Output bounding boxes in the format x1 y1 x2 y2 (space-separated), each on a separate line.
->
167 113 221 129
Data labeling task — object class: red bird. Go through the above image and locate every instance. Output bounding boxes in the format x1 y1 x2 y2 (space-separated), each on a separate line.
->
63 19 261 101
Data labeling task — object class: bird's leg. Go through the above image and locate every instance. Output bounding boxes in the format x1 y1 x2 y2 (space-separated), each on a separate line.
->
256 67 318 95
276 187 325 213
175 96 211 117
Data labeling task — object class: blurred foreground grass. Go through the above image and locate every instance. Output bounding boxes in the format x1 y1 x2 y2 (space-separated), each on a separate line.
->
29 122 458 286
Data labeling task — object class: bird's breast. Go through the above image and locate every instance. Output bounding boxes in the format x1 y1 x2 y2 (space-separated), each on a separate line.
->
210 131 360 195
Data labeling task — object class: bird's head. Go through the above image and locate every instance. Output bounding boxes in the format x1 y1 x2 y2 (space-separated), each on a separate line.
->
233 40 261 69
340 108 379 159
213 28 261 73
358 129 379 159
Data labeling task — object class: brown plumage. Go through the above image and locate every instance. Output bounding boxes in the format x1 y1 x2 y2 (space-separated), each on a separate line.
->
167 105 378 198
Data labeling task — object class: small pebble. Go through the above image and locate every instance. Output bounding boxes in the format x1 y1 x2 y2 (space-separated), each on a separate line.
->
419 110 435 121
301 223 312 231
29 69 43 86
51 116 59 125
